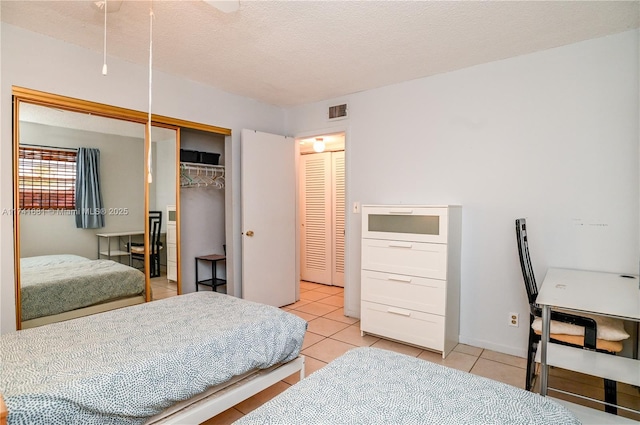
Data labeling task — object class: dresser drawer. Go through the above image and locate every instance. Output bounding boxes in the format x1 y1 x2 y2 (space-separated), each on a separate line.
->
167 245 177 262
167 225 177 244
361 239 447 280
361 270 446 315
167 261 177 281
362 205 449 243
361 301 445 351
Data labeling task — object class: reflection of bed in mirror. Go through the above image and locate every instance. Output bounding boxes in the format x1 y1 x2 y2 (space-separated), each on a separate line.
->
2 292 307 425
20 254 146 329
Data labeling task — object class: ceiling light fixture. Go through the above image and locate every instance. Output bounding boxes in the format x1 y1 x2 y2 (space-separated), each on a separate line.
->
92 0 123 13
313 138 325 153
203 0 240 13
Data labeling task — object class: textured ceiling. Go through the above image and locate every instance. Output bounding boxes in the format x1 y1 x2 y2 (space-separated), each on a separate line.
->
2 1 639 107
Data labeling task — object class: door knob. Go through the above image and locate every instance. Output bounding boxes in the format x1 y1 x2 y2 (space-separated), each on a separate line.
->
246 230 254 237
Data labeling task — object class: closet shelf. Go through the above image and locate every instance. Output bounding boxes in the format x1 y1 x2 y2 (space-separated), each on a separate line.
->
180 162 225 189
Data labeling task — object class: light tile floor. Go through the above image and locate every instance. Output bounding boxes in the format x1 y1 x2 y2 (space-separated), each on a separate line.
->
153 280 639 424
150 274 178 300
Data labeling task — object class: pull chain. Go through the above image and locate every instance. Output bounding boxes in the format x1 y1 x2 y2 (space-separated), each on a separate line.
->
147 3 154 183
102 0 108 75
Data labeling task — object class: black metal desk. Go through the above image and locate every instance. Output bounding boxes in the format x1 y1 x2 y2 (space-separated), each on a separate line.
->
195 254 226 292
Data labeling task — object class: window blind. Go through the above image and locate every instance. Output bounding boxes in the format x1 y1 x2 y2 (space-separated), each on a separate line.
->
19 146 77 209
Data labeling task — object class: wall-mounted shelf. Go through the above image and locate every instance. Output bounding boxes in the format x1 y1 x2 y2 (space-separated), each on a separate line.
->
180 162 225 189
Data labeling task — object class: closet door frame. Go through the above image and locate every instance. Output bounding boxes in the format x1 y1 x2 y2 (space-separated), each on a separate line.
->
332 150 345 287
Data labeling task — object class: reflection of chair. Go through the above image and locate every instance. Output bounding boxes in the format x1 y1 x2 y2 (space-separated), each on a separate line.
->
516 218 627 414
129 211 163 278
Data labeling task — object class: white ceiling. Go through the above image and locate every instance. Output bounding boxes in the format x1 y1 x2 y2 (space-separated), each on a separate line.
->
2 1 639 107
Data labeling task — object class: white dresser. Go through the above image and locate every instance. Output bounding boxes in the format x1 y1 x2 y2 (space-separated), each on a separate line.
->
166 205 177 282
360 205 462 358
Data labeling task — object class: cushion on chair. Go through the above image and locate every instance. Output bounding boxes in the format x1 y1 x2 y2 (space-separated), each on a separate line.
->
533 330 623 353
531 314 629 341
127 243 163 255
129 246 145 254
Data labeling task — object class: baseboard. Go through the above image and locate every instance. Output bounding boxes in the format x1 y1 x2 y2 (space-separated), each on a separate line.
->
459 335 527 358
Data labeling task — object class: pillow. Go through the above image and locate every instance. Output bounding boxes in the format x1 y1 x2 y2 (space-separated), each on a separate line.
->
531 312 629 341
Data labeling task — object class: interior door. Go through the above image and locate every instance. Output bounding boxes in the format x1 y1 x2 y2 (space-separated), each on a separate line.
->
300 152 332 284
241 129 296 307
300 151 345 287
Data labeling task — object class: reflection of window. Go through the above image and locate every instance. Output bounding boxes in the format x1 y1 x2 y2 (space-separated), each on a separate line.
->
19 146 77 209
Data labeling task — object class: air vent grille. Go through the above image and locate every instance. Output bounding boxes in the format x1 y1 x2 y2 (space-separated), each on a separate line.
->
328 103 348 121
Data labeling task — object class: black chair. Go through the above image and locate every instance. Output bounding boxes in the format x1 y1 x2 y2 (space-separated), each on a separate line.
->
129 211 163 278
515 218 618 414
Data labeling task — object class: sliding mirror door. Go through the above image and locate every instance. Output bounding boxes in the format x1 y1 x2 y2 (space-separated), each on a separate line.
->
12 87 229 330
148 124 180 299
12 88 180 330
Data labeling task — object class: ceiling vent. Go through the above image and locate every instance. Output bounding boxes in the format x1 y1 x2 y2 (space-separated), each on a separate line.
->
328 103 348 121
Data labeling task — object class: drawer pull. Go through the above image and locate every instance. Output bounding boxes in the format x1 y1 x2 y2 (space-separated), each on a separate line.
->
388 242 413 248
387 307 411 317
389 210 413 214
387 275 412 283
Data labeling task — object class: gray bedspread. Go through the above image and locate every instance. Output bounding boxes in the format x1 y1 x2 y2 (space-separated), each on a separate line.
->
20 254 145 321
1 292 307 425
235 347 581 425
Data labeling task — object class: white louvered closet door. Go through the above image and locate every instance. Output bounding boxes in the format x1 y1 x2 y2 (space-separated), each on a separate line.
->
300 153 332 284
332 151 345 287
300 151 345 286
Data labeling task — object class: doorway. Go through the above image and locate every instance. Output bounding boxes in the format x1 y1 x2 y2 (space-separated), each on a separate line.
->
298 133 345 287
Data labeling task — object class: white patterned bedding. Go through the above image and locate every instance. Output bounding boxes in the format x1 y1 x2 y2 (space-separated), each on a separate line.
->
235 347 581 425
20 254 146 321
1 292 307 425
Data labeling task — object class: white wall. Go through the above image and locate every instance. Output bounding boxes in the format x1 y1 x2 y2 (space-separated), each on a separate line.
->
0 23 286 334
285 30 640 357
19 122 145 259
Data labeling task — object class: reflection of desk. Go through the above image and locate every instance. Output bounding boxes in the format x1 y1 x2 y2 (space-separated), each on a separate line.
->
195 254 226 293
537 268 640 412
96 231 144 266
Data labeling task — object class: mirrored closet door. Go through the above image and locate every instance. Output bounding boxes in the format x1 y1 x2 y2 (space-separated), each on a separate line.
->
12 87 231 330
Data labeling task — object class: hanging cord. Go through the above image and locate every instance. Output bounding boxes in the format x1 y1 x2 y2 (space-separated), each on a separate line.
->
147 2 154 183
102 0 108 75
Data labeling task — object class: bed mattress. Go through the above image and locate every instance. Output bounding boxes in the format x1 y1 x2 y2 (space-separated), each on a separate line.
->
1 292 307 425
20 254 146 321
234 347 581 425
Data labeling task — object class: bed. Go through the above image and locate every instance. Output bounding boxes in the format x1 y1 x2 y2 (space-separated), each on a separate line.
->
235 347 583 425
20 254 146 328
1 291 307 425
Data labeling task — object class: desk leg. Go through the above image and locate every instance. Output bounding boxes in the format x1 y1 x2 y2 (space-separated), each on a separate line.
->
212 261 218 293
195 259 199 292
540 305 550 396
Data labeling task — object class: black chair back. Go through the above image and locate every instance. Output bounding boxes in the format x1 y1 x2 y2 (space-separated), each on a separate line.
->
149 211 162 255
515 218 538 306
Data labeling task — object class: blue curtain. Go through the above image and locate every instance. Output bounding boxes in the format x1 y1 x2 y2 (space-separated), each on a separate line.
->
75 148 105 229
